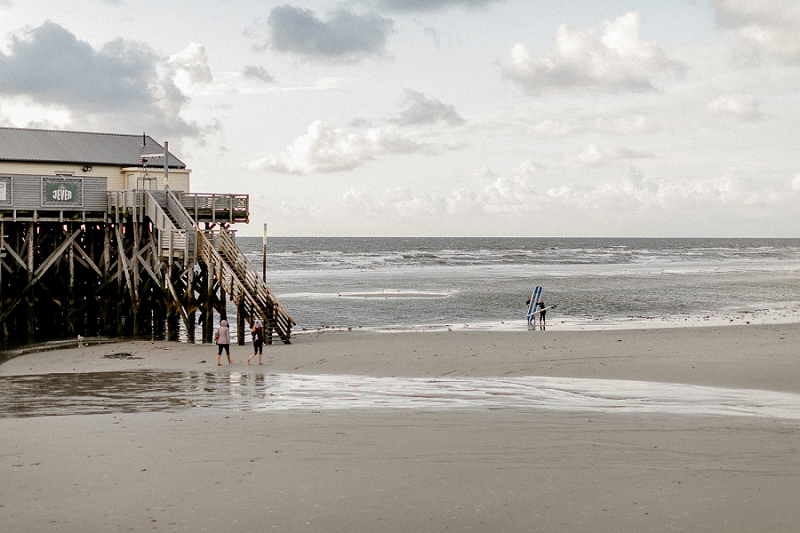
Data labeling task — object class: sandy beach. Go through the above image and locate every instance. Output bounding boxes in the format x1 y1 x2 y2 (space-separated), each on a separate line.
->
2 324 800 532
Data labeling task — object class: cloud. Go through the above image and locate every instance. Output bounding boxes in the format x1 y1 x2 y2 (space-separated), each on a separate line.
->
248 120 432 174
707 94 760 122
393 89 464 126
368 0 502 12
340 161 795 224
712 0 800 63
266 5 393 62
168 43 213 90
242 65 275 83
505 12 684 94
343 186 446 218
593 115 662 136
0 21 197 136
568 144 655 168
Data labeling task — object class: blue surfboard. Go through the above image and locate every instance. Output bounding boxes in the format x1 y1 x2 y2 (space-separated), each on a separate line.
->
526 286 542 325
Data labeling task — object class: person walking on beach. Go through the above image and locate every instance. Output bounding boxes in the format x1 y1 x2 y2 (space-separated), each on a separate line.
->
215 319 232 366
248 318 264 365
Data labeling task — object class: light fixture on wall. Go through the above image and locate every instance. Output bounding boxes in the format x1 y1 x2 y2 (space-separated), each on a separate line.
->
82 165 92 172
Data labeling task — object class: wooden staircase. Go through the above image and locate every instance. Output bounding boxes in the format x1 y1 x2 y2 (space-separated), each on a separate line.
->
159 191 294 343
197 229 294 343
109 190 295 344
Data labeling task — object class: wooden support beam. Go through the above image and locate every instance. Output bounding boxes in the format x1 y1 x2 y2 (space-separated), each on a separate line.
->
30 228 82 284
164 270 191 333
186 266 196 342
2 238 26 270
27 222 34 338
114 224 136 302
135 251 162 286
68 226 75 335
72 241 103 277
205 262 214 342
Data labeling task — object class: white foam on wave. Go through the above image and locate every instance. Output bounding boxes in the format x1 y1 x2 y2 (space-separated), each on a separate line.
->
280 289 453 300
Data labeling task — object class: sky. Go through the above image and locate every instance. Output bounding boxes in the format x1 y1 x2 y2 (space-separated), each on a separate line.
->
1 0 799 237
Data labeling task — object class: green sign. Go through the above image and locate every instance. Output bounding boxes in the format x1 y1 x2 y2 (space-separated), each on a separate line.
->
46 182 79 203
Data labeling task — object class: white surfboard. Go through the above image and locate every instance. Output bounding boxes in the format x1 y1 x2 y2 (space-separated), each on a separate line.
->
529 304 557 316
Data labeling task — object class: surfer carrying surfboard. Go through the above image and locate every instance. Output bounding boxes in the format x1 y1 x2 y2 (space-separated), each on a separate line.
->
526 286 542 327
537 299 547 326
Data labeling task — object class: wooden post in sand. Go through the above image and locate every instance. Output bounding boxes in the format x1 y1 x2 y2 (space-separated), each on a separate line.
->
237 302 245 345
103 225 112 336
26 221 35 340
205 262 215 342
186 266 196 342
67 224 75 336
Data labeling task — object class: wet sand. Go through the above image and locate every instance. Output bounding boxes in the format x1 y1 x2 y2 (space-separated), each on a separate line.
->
2 324 800 531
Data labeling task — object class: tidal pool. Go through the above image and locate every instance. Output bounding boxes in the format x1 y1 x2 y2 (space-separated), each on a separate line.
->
2 371 800 420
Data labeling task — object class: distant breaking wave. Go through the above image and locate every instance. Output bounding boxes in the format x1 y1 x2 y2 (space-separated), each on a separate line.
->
281 289 452 300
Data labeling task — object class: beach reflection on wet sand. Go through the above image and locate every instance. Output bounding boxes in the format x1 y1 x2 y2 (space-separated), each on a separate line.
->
2 370 800 420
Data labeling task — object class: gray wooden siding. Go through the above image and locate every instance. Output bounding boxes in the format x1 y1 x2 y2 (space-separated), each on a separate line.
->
0 174 108 211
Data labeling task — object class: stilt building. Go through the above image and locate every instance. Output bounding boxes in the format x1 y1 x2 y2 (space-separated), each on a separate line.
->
0 127 294 344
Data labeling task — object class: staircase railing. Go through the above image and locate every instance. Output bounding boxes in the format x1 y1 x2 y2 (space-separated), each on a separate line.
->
164 190 198 262
107 190 191 260
197 229 294 343
142 190 192 260
108 188 293 343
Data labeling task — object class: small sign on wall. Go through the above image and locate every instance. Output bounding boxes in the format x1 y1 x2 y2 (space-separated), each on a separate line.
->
42 177 83 207
0 176 11 206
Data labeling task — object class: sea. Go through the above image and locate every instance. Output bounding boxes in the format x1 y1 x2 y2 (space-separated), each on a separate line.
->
233 237 800 334
3 237 800 418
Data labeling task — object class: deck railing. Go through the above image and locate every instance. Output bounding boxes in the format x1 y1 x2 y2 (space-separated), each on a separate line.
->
108 191 249 225
178 193 249 224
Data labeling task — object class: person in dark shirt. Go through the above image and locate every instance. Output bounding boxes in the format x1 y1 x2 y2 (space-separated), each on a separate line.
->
248 319 264 365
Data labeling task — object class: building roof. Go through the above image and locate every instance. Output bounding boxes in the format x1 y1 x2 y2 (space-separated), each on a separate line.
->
0 127 186 169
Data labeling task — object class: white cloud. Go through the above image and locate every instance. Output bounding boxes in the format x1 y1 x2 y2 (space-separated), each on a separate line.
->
792 173 800 192
343 186 445 218
248 120 432 174
713 0 800 64
168 43 213 91
568 144 655 168
505 12 684 94
339 162 796 222
707 94 760 122
593 115 662 136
